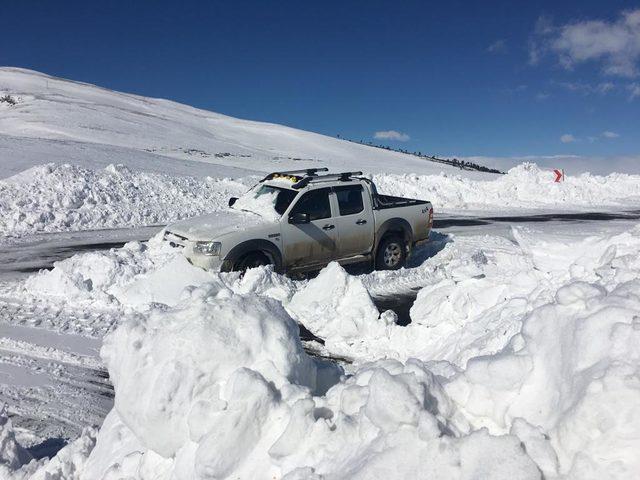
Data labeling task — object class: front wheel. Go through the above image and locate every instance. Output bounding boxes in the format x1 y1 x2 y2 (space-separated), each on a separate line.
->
375 236 407 270
234 251 272 272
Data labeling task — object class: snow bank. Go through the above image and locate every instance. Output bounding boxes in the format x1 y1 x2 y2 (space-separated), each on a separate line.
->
20 234 297 310
21 237 176 305
60 285 539 480
0 406 33 473
0 405 96 480
10 219 640 478
445 260 640 477
288 262 393 350
285 234 549 366
4 161 640 239
285 225 640 477
0 163 248 238
372 162 640 212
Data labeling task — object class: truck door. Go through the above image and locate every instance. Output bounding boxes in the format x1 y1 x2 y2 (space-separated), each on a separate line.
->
281 187 338 268
332 184 374 259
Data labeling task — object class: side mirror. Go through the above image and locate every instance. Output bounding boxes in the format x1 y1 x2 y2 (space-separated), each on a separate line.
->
228 197 238 207
289 212 310 224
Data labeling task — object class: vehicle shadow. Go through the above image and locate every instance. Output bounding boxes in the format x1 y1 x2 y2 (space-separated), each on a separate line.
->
27 437 68 460
406 231 452 268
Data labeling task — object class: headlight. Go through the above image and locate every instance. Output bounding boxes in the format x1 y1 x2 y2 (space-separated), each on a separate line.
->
194 241 221 256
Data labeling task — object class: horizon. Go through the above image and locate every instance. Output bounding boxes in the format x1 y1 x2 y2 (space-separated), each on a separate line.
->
1 0 639 173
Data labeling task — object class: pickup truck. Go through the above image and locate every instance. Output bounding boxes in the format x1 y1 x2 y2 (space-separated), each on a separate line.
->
164 168 433 274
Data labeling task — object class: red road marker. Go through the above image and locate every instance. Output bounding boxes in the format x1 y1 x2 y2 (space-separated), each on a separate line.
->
553 169 564 182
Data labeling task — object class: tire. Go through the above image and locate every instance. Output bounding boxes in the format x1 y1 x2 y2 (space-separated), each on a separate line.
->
234 251 272 272
375 235 407 270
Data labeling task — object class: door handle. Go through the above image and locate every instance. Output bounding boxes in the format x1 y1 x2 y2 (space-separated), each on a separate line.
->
356 219 367 225
322 224 335 230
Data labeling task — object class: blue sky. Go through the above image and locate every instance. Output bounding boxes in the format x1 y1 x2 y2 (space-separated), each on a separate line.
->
1 0 639 167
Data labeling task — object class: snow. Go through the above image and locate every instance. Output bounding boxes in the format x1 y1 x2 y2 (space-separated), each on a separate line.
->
371 162 640 213
0 163 248 239
2 284 541 479
3 162 640 240
0 67 493 180
0 406 33 472
2 66 640 479
288 262 391 340
231 185 281 221
3 222 640 478
1 68 639 240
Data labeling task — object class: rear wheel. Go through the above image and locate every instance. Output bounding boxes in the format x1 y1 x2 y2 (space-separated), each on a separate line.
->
234 251 272 272
375 236 407 270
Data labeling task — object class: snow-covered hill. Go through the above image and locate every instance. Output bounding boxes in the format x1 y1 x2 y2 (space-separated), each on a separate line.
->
0 67 493 179
3 67 640 240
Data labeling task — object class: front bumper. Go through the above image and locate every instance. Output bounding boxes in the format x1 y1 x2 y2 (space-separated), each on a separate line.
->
185 253 226 271
164 230 226 271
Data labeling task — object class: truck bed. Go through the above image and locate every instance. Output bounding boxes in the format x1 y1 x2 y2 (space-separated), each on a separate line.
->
373 194 429 210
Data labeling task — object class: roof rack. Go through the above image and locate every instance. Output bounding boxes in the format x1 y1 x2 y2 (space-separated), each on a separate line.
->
262 168 328 182
292 171 363 189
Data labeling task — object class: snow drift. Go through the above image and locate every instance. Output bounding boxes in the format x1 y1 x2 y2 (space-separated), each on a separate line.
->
0 163 248 239
371 162 640 212
5 223 640 479
3 162 640 239
2 284 541 480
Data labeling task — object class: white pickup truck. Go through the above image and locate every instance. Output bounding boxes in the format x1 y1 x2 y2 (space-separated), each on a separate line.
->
164 169 433 274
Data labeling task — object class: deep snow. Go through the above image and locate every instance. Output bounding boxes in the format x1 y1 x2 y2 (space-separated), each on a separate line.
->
2 221 640 479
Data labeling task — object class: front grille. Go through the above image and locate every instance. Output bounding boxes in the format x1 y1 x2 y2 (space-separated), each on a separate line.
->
164 230 188 247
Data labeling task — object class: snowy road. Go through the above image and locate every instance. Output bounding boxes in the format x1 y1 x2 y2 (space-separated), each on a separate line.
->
0 311 113 455
4 209 640 279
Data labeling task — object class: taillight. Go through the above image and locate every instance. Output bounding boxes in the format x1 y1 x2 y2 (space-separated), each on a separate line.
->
428 207 433 227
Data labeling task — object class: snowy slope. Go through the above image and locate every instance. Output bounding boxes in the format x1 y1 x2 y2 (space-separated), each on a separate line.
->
0 67 493 179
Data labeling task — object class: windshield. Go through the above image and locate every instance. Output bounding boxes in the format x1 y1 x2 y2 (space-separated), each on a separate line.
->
231 184 298 220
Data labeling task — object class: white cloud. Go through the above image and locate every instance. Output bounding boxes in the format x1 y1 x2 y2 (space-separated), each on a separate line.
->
602 130 620 138
487 39 507 54
530 9 640 77
535 92 550 101
373 130 410 142
560 133 578 143
552 80 617 95
628 82 640 99
598 81 615 92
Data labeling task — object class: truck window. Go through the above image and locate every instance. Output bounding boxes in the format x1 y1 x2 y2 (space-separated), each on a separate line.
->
248 185 298 215
290 188 331 220
334 185 364 216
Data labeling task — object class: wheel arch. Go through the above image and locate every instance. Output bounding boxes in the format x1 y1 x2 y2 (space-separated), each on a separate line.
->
222 239 283 273
375 218 413 252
